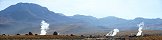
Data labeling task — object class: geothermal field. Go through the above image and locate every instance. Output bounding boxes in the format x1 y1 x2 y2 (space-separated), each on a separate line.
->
0 31 162 40
0 21 161 40
1 1 162 40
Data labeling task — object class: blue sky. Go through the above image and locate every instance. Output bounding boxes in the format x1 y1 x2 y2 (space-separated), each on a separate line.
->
0 0 162 19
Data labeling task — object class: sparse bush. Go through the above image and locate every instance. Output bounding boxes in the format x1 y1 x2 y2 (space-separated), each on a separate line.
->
25 34 28 35
16 34 20 35
35 34 38 35
2 34 5 36
103 35 106 36
70 34 74 36
66 35 69 36
89 35 92 38
28 32 33 35
53 31 58 35
81 35 84 37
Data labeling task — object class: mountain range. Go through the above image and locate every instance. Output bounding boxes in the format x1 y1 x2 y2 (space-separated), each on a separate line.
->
0 3 162 35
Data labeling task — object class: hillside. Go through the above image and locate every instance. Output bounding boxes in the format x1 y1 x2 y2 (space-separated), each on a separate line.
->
0 3 162 34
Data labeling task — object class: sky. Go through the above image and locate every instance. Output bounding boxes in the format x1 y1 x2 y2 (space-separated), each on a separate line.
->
0 0 162 19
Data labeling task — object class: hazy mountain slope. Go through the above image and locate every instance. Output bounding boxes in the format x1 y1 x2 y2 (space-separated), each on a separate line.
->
69 15 99 26
70 16 162 30
0 3 162 34
0 3 90 34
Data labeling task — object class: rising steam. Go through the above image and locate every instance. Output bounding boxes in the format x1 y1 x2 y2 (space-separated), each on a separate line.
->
40 20 49 35
136 22 144 36
106 29 119 36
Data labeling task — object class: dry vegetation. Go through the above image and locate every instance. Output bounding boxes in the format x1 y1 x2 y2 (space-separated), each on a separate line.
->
0 34 162 40
128 36 162 40
114 30 162 36
0 30 161 40
0 35 83 39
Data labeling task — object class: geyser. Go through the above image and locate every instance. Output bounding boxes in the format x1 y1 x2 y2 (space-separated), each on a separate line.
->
106 29 119 36
136 22 144 36
40 20 49 35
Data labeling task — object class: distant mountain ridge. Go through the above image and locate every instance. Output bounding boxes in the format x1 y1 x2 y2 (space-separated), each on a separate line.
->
0 3 162 34
0 3 84 34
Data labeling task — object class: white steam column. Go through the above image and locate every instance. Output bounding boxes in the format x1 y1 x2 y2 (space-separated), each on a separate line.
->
40 20 49 35
106 29 119 36
136 22 144 36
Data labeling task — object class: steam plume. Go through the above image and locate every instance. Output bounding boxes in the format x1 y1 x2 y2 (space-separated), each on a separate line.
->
40 20 49 35
106 29 119 36
136 22 144 36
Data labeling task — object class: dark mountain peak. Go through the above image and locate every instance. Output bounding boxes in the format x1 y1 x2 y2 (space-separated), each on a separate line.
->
73 14 95 18
56 13 65 16
2 2 50 13
133 17 145 22
105 16 118 18
0 3 74 23
104 16 121 19
134 17 144 20
16 2 39 6
155 18 162 20
72 14 98 20
73 14 84 16
100 16 127 21
14 2 45 8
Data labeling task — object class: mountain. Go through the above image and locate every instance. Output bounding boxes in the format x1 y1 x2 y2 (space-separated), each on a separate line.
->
0 3 93 34
0 3 162 35
69 15 99 26
70 15 162 30
98 16 128 26
0 3 78 23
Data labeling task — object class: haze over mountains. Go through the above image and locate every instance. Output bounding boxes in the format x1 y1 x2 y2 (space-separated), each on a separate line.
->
0 3 162 34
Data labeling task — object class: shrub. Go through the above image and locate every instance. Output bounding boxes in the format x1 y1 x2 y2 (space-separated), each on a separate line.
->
70 34 74 36
25 34 28 35
35 34 38 35
53 31 58 35
16 34 20 35
28 32 33 35
2 34 5 36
